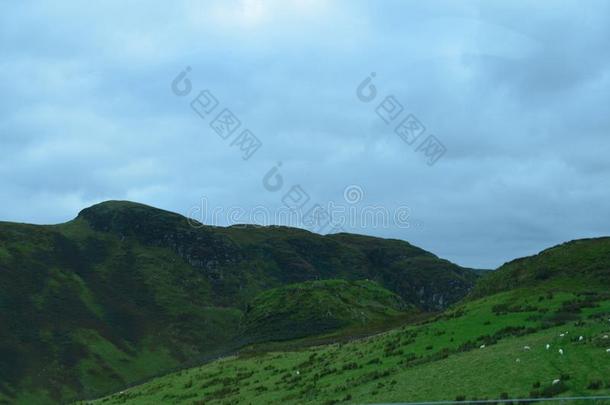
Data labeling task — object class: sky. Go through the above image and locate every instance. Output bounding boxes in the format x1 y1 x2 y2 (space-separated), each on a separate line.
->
1 0 610 269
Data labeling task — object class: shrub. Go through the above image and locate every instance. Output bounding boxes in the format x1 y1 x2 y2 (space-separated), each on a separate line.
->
541 381 568 397
587 380 602 390
342 362 358 370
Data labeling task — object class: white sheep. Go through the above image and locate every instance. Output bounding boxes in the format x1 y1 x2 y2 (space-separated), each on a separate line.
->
523 346 531 351
552 379 561 385
480 344 486 349
295 370 300 376
559 333 565 337
579 335 584 341
546 344 551 350
603 335 608 339
558 348 564 355
516 358 521 363
606 349 610 353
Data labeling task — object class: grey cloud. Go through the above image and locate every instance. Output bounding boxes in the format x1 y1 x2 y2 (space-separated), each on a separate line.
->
1 0 609 269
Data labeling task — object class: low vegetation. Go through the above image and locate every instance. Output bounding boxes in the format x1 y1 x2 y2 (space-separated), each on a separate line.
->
80 285 610 404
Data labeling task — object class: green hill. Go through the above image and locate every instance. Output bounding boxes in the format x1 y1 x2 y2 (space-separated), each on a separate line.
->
240 279 413 344
0 201 476 404
78 236 610 404
471 237 610 298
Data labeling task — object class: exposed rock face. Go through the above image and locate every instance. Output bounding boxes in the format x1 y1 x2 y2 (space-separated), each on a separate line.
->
78 201 478 310
79 201 243 279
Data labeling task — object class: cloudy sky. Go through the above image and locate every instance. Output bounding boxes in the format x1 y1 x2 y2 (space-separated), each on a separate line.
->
1 0 610 269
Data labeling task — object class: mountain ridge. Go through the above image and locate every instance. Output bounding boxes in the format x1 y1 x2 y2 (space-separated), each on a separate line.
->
0 200 478 404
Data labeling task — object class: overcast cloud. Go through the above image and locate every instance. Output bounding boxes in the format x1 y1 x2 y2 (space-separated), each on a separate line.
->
1 0 610 269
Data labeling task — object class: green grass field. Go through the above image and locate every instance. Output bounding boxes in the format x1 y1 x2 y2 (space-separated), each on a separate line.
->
79 284 610 404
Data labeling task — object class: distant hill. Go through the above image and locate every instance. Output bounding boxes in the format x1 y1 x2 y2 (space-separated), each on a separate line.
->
0 201 477 404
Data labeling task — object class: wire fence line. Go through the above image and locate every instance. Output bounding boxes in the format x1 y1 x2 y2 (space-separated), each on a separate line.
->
370 395 610 404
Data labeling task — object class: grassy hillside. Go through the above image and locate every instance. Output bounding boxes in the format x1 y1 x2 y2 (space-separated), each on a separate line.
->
472 237 610 298
0 217 242 404
79 237 610 404
81 284 610 404
240 279 413 344
0 201 476 404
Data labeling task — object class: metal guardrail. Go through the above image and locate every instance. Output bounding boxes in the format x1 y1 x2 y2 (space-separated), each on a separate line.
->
371 395 610 404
